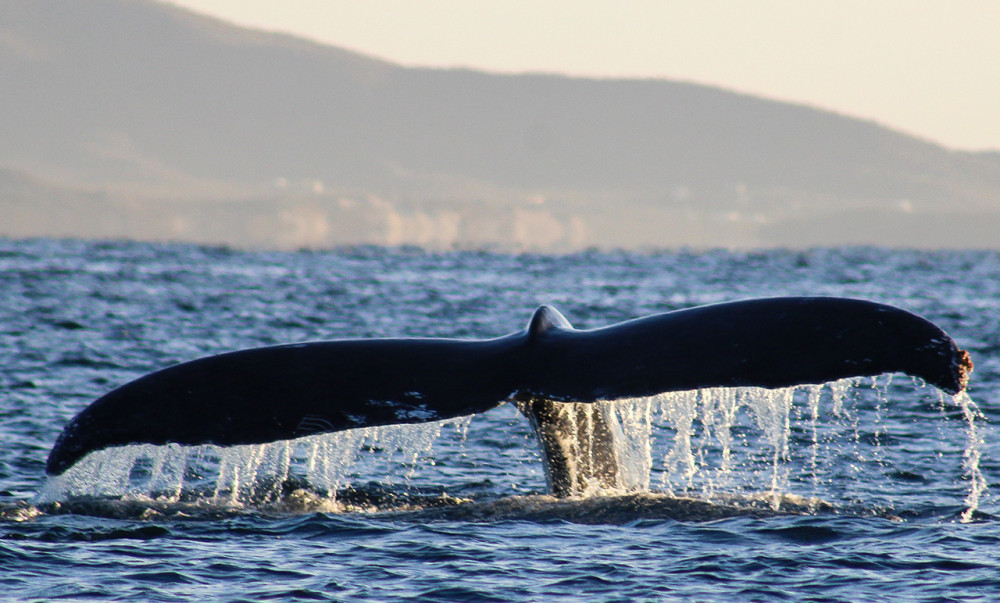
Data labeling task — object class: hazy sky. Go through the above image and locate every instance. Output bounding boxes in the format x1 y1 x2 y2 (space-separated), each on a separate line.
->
167 1 1000 151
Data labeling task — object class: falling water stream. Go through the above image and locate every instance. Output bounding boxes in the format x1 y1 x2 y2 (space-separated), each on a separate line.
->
35 379 985 522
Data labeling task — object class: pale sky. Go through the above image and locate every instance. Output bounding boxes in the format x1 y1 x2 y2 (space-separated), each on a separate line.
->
166 1 1000 151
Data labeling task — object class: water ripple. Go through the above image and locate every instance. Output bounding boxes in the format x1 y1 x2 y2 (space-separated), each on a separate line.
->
1 240 998 601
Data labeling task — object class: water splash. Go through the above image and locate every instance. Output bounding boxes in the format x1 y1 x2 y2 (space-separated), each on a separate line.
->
609 385 847 510
37 420 449 508
580 378 984 514
955 391 987 522
36 379 986 518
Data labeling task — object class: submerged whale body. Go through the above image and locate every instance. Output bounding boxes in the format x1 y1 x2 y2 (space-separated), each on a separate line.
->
46 297 972 496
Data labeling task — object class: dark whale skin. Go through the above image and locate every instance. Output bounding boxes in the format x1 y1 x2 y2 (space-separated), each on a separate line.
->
46 297 972 477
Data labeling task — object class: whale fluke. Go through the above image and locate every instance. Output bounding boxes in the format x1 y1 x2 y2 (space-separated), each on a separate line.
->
46 297 972 482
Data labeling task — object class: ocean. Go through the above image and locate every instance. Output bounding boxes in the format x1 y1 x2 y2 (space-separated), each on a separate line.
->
1 238 998 601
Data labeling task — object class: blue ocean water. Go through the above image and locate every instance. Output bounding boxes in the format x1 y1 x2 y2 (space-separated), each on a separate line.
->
1 238 999 601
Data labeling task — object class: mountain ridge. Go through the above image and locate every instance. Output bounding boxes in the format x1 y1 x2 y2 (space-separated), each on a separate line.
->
2 0 999 249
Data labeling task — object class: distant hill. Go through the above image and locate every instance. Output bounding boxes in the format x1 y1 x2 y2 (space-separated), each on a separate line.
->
2 0 999 249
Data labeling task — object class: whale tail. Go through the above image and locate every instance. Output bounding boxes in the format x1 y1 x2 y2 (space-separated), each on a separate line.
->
46 297 972 491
